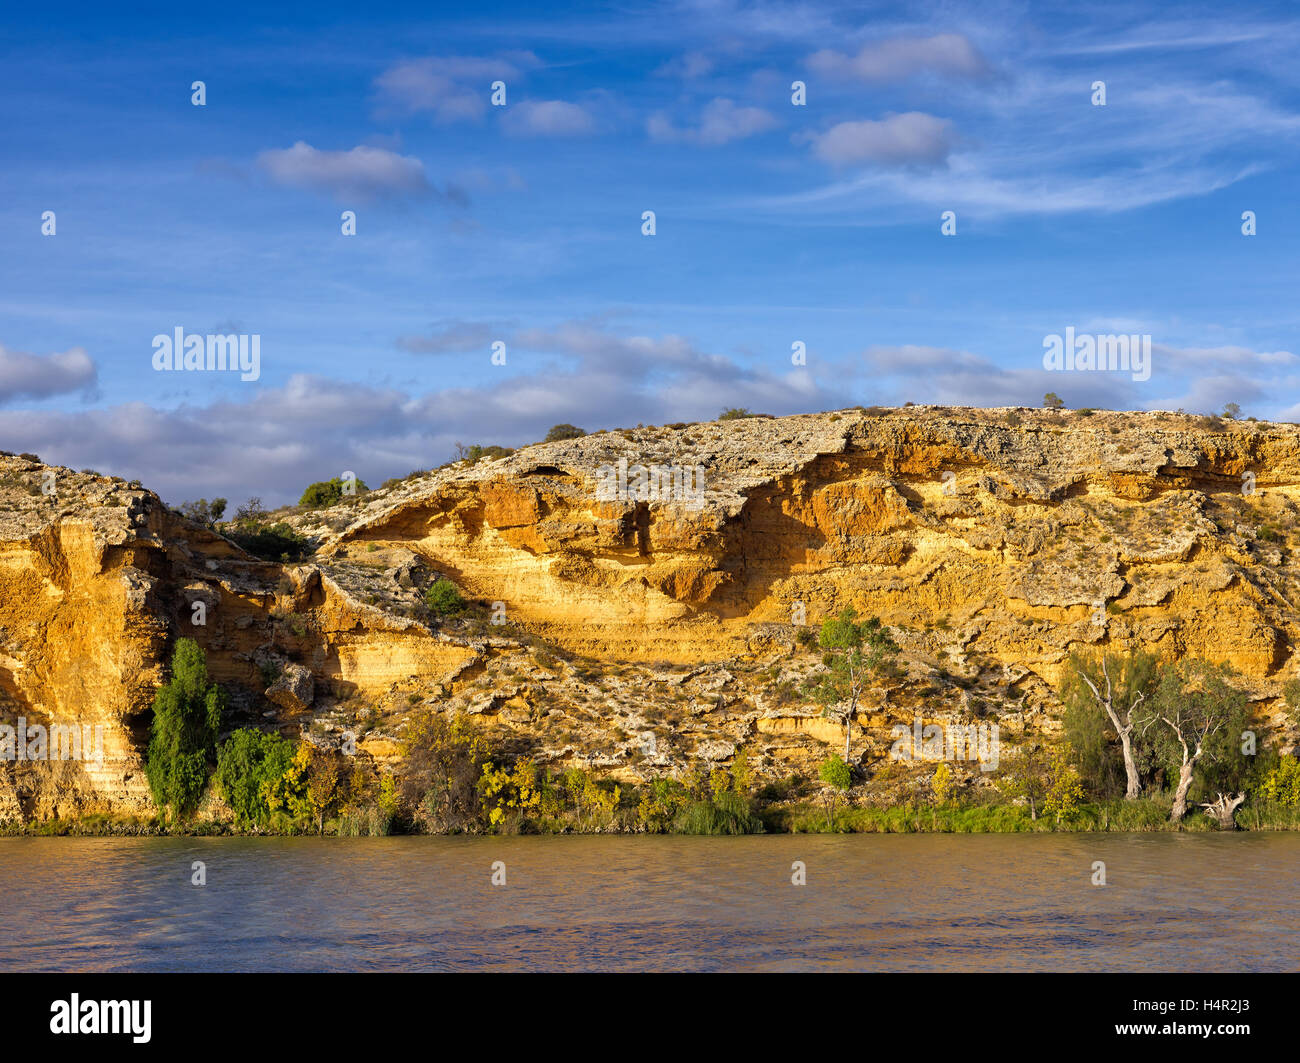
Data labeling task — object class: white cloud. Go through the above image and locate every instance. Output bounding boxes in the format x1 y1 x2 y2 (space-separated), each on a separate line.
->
806 112 955 167
373 53 539 123
648 97 778 145
809 34 991 83
0 325 841 503
0 345 97 404
501 100 596 137
257 142 432 201
655 50 715 79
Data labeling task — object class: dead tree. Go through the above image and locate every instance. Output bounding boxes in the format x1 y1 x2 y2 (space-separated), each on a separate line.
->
1201 792 1246 830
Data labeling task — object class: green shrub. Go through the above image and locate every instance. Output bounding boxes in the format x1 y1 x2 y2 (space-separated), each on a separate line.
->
818 754 852 790
228 520 309 562
453 443 515 464
425 580 466 615
544 424 586 442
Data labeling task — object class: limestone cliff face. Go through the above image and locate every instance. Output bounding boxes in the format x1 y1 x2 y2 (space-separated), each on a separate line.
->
2 406 1298 819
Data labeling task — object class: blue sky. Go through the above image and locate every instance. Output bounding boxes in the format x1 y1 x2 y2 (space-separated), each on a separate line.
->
1 0 1298 505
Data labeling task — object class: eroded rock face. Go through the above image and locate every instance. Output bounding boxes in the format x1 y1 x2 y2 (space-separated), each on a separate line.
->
2 405 1298 818
322 408 1300 677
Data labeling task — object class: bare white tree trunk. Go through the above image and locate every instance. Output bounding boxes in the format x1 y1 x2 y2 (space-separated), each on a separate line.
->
1166 724 1204 824
1118 730 1140 800
1078 657 1145 800
1201 792 1246 830
1170 761 1195 822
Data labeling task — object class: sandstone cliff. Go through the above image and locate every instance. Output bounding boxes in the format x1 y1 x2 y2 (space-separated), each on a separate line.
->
2 405 1297 820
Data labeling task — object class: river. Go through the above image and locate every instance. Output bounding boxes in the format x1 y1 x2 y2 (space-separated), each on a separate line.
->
1 833 1296 971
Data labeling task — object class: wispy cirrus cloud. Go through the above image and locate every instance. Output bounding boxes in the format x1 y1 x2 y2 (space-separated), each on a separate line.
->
373 52 540 123
397 319 502 354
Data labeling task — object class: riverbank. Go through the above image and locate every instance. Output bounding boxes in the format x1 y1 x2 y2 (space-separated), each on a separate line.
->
7 797 1300 836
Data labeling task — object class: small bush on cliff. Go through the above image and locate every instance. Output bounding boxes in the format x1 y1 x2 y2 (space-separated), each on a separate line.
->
224 498 310 562
451 442 515 464
425 580 466 616
544 423 586 442
145 639 225 821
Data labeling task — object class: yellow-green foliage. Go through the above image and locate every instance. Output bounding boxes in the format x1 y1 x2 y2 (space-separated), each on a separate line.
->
264 743 311 819
1260 755 1300 807
932 762 954 805
564 768 620 830
1044 748 1085 821
479 758 543 829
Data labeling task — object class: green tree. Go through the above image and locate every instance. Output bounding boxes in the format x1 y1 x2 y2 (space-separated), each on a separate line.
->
179 497 227 526
397 711 490 832
544 423 586 442
1061 650 1160 800
299 476 369 509
215 728 295 825
1043 392 1064 410
818 754 852 829
805 607 898 761
995 743 1050 819
1222 402 1241 420
145 638 225 820
1139 660 1251 823
264 743 312 820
